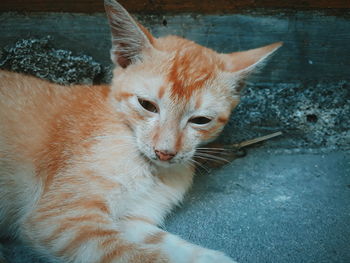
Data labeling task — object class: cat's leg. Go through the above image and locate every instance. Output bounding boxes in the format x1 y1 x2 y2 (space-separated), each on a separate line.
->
19 200 236 263
19 196 168 263
119 217 237 263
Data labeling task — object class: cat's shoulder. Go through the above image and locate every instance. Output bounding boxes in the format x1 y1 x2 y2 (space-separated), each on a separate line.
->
0 70 55 93
0 69 41 83
0 70 109 96
0 70 57 105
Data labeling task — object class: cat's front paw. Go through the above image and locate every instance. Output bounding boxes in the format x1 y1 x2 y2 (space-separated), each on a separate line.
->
196 249 237 263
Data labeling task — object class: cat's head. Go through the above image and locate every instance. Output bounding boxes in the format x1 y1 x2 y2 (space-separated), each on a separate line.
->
104 0 282 167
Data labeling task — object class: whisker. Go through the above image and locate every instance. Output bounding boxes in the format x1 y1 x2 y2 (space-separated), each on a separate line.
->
196 147 231 152
189 158 210 173
194 155 226 164
196 149 232 156
185 160 196 169
194 153 229 163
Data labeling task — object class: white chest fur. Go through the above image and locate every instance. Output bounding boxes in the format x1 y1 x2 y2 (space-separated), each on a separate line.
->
84 134 194 225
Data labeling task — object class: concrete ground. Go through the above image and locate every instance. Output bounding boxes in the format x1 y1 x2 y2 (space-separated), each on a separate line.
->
2 147 350 263
166 148 350 263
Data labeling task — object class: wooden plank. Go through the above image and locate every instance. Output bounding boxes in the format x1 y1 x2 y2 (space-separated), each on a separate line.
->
0 0 349 13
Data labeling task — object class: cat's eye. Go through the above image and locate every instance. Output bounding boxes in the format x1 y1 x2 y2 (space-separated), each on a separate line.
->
138 98 158 113
189 116 212 125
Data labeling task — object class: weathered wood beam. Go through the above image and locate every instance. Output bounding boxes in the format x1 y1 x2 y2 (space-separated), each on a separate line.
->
0 0 349 13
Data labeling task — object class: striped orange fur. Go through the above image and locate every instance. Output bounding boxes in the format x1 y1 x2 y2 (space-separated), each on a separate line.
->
0 0 282 262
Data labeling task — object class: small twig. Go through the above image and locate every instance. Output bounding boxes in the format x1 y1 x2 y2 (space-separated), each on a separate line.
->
232 131 283 149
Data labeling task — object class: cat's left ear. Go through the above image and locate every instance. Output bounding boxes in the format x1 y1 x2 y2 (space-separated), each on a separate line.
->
221 42 283 92
104 0 154 68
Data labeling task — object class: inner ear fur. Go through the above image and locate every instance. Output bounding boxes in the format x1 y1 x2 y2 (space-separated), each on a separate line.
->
221 42 283 93
222 42 283 73
104 0 154 68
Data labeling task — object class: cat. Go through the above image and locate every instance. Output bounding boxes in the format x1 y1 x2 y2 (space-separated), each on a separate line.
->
0 0 282 262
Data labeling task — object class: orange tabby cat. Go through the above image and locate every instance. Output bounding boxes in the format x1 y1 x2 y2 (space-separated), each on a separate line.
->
0 0 281 262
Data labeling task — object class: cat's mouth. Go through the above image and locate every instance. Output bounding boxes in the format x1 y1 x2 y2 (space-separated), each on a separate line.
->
148 155 180 168
138 149 185 168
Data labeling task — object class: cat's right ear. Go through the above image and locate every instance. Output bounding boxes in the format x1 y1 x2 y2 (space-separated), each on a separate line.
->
104 0 154 68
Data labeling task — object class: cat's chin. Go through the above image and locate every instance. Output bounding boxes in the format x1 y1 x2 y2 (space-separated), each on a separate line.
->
152 159 176 168
141 152 186 168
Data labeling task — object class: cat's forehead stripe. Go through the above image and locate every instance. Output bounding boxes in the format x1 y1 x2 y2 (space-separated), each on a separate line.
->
167 47 216 100
157 85 166 99
195 95 202 110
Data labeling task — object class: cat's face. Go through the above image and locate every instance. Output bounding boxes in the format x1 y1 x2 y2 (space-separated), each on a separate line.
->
111 38 239 166
105 0 282 167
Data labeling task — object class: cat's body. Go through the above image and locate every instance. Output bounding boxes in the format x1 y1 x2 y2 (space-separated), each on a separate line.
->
0 1 281 262
0 70 194 262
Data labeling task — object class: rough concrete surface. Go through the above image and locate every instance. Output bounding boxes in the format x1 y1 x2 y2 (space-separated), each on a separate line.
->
0 10 349 263
0 36 103 85
166 149 350 263
223 81 350 149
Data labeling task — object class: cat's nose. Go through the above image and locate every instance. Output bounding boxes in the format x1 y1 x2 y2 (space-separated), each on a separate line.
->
154 149 176 161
